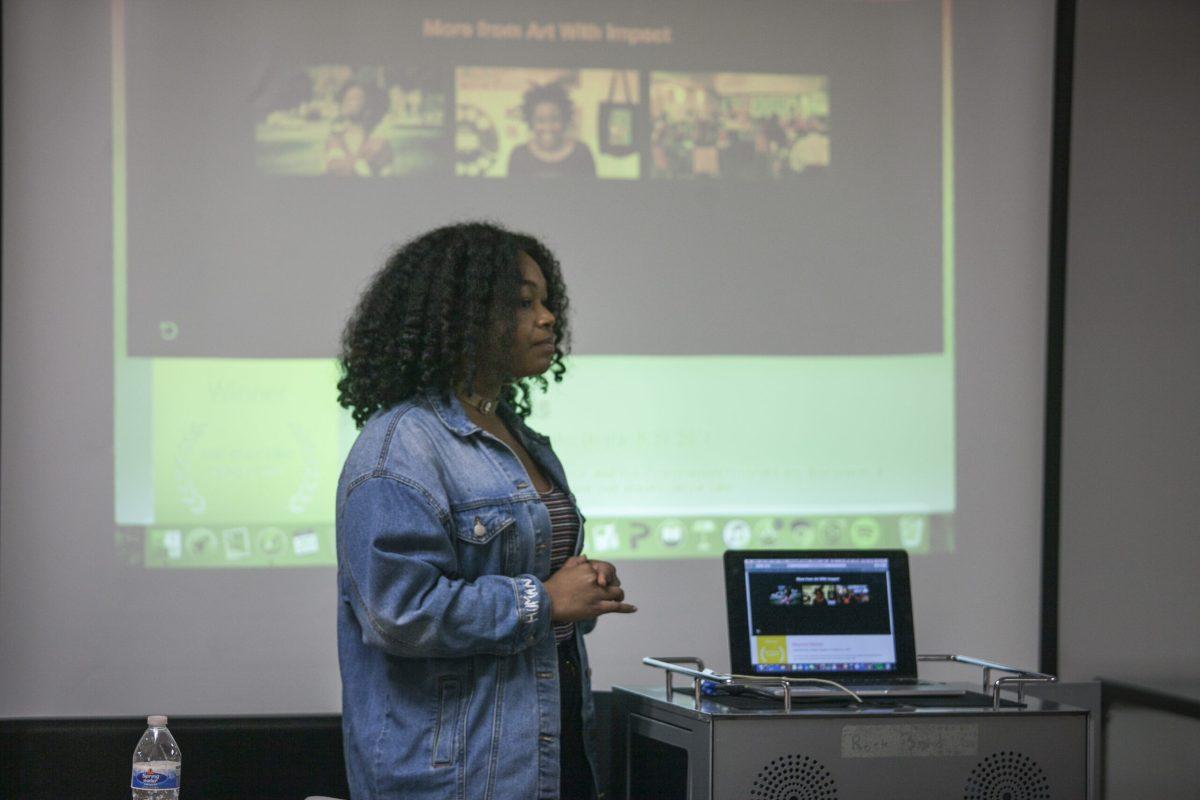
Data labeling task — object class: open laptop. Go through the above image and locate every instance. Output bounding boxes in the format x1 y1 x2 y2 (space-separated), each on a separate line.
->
723 550 964 698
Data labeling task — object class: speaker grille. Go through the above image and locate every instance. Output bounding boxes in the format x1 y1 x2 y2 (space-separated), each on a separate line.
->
964 750 1051 800
749 753 838 800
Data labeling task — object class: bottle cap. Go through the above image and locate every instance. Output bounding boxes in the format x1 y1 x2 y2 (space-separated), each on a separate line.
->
147 715 168 726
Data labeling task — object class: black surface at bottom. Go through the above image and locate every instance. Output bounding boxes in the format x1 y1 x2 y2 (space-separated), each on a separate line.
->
629 732 688 800
1 694 615 800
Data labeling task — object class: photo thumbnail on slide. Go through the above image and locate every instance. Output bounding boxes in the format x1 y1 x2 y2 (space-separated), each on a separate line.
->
455 67 640 179
650 72 829 180
255 65 447 178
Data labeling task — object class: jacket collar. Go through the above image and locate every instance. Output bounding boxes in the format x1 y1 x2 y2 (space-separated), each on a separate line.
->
423 388 550 447
424 389 479 437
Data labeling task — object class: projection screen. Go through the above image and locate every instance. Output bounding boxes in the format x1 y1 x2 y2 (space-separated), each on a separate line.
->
1 0 1054 715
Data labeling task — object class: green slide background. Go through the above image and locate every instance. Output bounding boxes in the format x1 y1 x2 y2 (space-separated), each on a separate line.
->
130 354 953 567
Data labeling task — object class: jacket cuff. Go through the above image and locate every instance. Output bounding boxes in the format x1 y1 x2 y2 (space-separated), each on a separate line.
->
514 574 552 648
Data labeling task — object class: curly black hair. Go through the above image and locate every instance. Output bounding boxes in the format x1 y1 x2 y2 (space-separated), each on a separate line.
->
520 81 575 127
337 221 570 428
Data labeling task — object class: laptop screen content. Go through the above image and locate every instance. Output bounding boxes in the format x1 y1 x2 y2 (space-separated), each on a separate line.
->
744 556 897 674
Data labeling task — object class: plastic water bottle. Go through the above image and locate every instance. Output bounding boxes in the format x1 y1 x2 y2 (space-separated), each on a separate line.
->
131 715 181 799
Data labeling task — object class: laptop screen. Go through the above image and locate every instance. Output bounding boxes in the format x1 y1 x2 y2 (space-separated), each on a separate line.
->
724 550 918 678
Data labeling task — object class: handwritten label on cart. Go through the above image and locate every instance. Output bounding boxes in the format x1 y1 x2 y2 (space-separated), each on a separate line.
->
841 723 978 758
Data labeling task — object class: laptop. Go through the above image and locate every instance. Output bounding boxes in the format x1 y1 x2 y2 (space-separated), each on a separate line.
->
723 550 964 699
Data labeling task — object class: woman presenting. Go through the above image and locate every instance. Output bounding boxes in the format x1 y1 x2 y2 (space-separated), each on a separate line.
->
335 222 634 799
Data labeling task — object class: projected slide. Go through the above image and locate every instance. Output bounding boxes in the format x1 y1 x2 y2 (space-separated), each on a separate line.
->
114 0 956 568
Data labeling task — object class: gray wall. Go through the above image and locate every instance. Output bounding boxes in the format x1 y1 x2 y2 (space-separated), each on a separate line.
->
1059 0 1200 796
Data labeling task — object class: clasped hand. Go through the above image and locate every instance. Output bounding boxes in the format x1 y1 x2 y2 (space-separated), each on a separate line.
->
545 555 636 622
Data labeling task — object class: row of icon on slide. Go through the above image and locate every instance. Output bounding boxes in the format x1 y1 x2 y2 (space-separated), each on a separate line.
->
585 515 929 552
158 527 321 561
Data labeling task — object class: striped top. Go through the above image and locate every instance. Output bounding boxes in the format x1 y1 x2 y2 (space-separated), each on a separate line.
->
541 484 581 644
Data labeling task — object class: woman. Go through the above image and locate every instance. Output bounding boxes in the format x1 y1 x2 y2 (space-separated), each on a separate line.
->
506 83 596 178
325 80 393 177
335 222 633 799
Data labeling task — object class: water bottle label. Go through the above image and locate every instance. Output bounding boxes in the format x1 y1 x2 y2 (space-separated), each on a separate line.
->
132 766 179 789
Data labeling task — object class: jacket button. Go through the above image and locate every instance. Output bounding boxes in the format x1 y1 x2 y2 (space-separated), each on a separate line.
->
473 519 486 539
516 481 529 489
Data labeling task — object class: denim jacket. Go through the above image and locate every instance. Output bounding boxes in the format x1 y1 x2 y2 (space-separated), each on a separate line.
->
336 390 601 800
